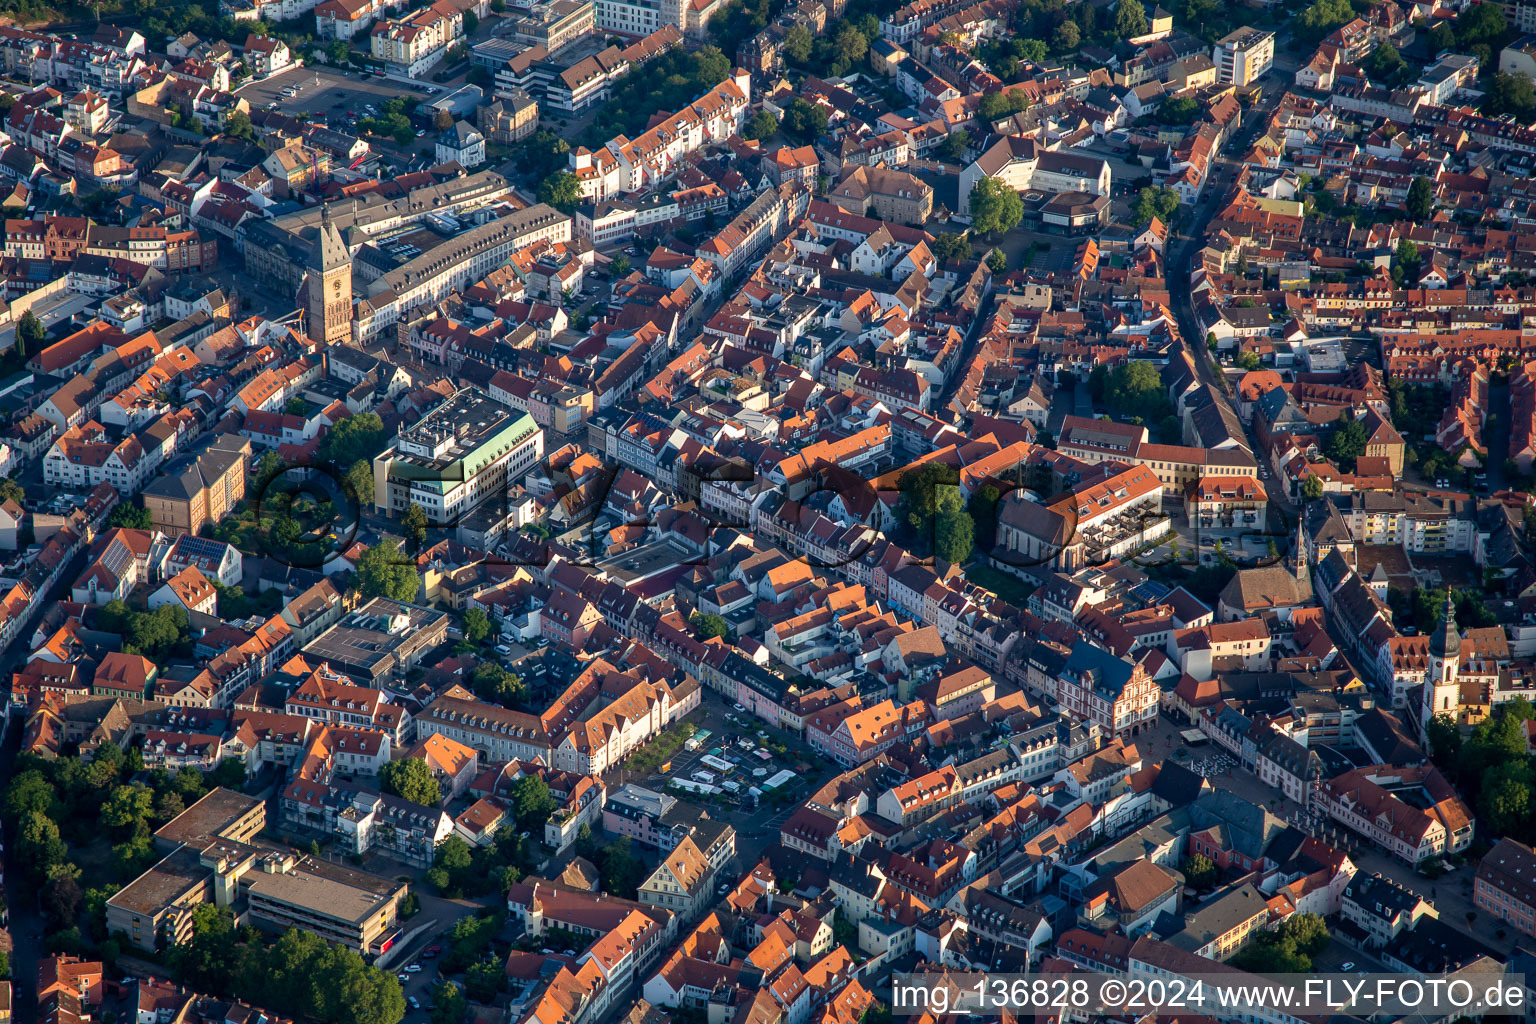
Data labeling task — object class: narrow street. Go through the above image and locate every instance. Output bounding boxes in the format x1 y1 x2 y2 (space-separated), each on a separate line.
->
0 540 91 1024
1165 81 1294 520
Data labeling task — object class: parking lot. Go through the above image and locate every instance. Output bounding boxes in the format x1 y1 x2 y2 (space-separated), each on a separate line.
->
635 705 800 807
0 291 95 352
235 66 437 119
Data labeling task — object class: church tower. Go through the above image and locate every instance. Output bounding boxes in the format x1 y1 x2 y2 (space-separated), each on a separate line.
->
306 202 352 345
1289 510 1311 600
1422 592 1461 730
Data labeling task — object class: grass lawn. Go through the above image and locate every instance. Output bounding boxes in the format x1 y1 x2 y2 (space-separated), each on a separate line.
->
624 717 700 773
965 561 1037 606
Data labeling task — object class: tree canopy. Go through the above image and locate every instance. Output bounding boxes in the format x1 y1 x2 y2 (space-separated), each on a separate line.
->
894 464 974 564
537 171 583 213
782 98 829 142
356 542 421 603
1323 412 1367 472
691 612 730 640
1132 185 1181 228
968 177 1023 236
379 758 441 807
321 413 387 472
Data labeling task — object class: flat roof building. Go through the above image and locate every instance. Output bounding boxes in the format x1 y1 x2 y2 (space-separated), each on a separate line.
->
373 386 544 527
107 786 407 954
303 598 450 686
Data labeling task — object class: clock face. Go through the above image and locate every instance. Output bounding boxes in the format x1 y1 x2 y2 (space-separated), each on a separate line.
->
334 279 342 293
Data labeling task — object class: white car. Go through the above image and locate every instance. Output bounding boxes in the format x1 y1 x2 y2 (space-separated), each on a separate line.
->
405 964 422 973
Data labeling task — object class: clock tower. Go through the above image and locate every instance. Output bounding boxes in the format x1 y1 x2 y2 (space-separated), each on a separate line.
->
306 202 352 345
1421 592 1461 730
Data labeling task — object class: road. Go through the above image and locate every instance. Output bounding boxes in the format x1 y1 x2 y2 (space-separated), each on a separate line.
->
0 541 91 1024
1164 79 1293 522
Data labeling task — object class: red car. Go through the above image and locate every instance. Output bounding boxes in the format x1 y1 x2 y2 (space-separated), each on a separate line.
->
425 945 442 955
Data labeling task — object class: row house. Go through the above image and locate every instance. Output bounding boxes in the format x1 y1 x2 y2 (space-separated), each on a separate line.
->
569 71 751 202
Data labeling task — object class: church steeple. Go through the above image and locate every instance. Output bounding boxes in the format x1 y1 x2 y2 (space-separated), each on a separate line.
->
1422 591 1461 729
1430 592 1459 659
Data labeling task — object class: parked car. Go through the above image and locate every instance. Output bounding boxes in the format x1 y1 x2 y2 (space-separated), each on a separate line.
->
408 998 420 1011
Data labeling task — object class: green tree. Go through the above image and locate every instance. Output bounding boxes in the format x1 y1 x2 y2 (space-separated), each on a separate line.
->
1363 42 1406 84
742 109 779 140
1182 853 1217 888
107 503 153 529
978 88 1030 121
611 256 632 276
126 605 190 659
986 249 1008 275
782 98 828 141
894 463 974 562
430 835 475 896
378 758 441 807
1114 0 1147 38
5 769 57 822
346 460 374 504
1406 175 1434 221
968 177 1023 235
471 662 527 706
101 784 153 833
16 310 44 356
1301 474 1324 501
967 485 1002 554
1482 760 1535 837
402 502 429 549
462 607 491 644
463 9 478 33
1429 22 1456 52
1104 361 1173 423
1282 912 1329 956
17 811 65 879
1052 19 1080 51
1297 0 1353 37
591 837 647 898
208 759 248 791
321 413 387 469
356 542 421 602
226 108 255 141
1324 412 1368 472
463 962 501 1003
1132 185 1181 228
1456 2 1508 45
328 39 350 63
834 22 867 64
783 23 813 62
934 487 973 564
431 981 466 1024
509 774 556 830
1158 95 1200 125
690 611 729 640
537 171 583 213
940 128 969 161
1426 711 1462 763
1484 71 1536 121
930 232 971 261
